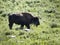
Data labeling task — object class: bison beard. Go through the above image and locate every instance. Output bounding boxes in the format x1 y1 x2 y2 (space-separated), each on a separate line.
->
8 13 40 30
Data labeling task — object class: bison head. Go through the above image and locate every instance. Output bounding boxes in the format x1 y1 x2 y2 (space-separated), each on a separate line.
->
32 17 40 26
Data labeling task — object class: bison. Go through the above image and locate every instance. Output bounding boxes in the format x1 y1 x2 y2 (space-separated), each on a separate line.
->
8 13 40 30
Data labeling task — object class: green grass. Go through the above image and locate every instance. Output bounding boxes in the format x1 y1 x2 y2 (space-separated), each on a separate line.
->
0 0 60 45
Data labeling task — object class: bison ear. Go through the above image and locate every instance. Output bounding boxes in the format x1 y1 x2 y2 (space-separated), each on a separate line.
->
34 17 39 20
35 17 38 19
32 17 38 21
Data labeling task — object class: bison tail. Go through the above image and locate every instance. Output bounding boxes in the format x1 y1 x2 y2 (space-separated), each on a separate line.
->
8 14 12 23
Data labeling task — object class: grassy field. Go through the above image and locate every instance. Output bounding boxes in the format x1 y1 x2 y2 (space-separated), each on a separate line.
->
0 0 60 45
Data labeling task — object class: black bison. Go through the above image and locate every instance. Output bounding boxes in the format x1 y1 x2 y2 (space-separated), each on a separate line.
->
8 13 40 29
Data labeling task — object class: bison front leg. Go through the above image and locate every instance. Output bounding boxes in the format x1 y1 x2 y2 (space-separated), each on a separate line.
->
25 24 30 29
9 23 13 29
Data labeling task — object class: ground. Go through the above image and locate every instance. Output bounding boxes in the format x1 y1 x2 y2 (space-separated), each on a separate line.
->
0 0 60 45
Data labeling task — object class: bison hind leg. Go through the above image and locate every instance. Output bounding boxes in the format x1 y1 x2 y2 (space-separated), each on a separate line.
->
9 23 13 29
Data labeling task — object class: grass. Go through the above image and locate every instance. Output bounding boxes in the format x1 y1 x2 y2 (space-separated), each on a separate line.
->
0 0 60 45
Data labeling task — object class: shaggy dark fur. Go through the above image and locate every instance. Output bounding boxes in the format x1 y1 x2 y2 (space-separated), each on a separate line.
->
8 13 40 29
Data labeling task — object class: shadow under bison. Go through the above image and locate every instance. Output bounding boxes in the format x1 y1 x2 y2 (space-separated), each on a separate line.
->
8 13 40 30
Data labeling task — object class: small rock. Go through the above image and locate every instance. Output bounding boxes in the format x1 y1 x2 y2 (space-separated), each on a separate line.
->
7 35 16 38
24 29 30 32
